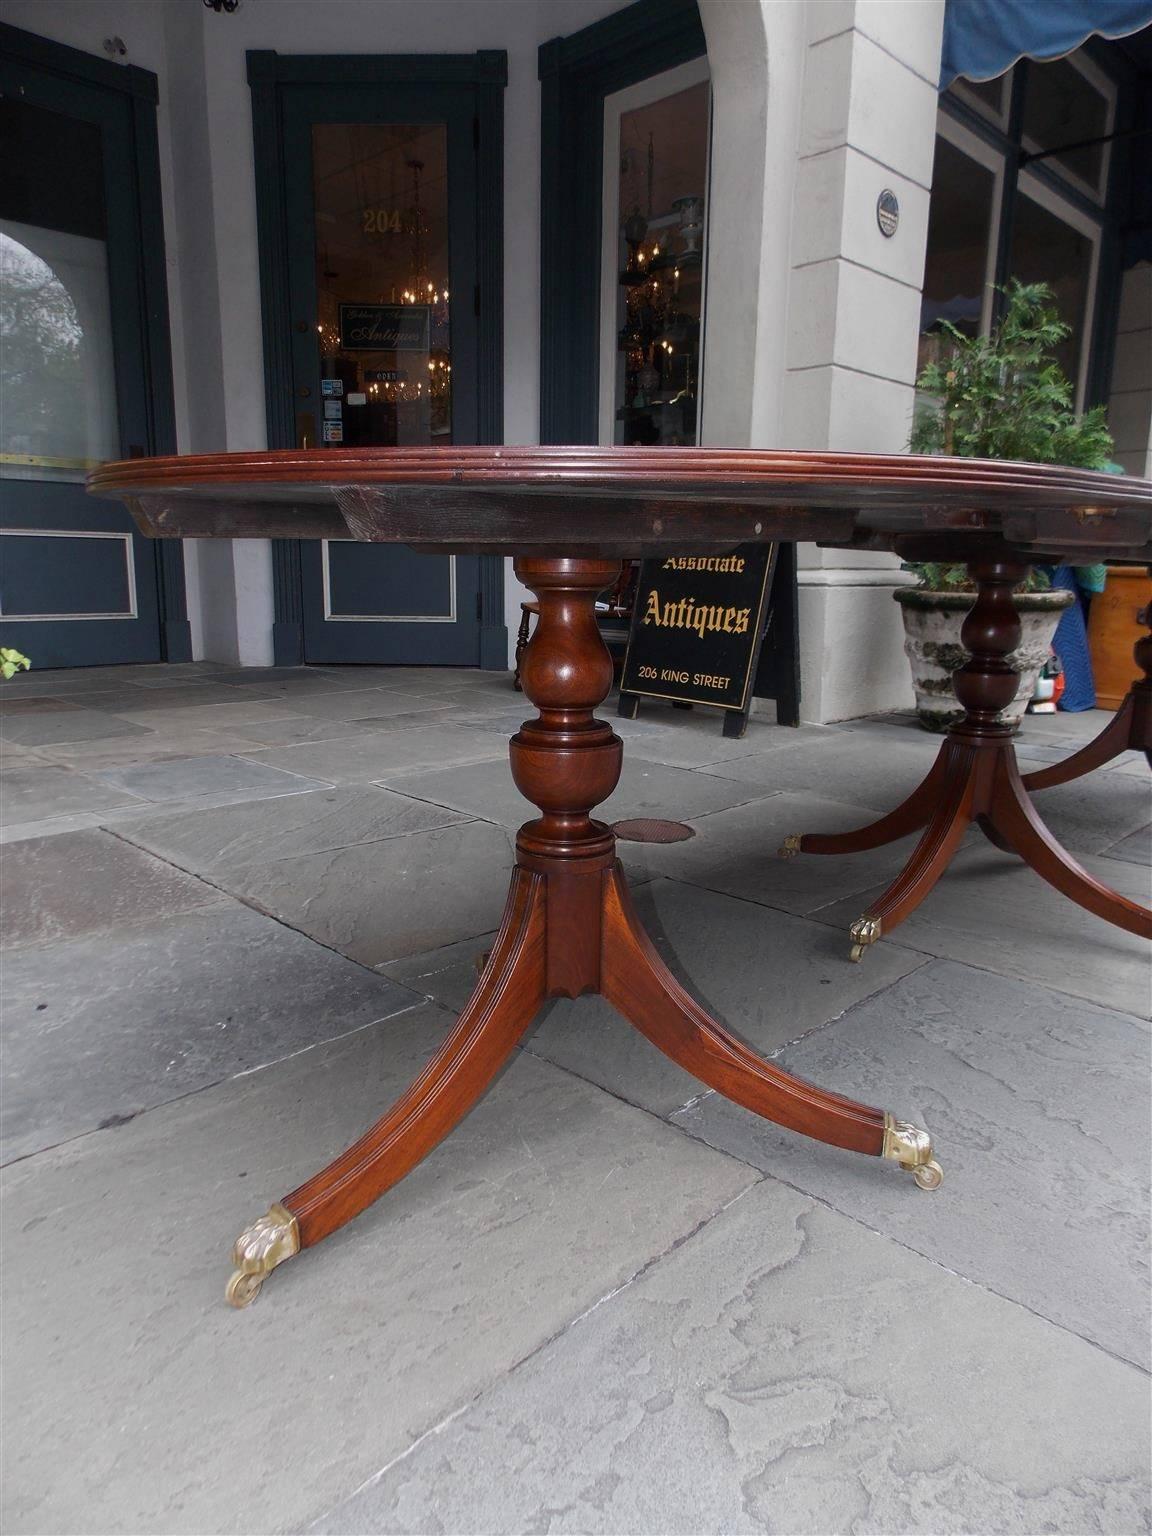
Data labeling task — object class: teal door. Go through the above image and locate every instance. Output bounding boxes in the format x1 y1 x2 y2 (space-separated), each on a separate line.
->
281 81 486 665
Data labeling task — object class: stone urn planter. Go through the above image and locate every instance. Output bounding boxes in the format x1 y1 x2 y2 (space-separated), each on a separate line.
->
894 586 1075 732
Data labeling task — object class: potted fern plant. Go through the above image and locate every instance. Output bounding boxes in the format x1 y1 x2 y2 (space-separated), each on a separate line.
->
900 280 1112 731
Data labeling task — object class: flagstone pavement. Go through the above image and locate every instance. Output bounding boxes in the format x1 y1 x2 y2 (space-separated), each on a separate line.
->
1 661 1148 1535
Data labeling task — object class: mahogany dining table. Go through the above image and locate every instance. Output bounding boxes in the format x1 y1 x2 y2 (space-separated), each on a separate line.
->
89 446 1152 1306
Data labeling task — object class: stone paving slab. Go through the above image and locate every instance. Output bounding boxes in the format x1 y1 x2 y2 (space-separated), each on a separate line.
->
109 700 306 731
230 715 385 747
614 791 941 918
28 726 271 772
624 719 837 770
0 696 84 717
119 785 471 872
1109 753 1151 778
239 724 510 784
1013 740 1145 772
697 728 943 810
1015 708 1123 745
61 684 279 713
209 818 516 965
220 673 416 700
93 754 332 804
381 754 763 831
1004 771 1152 855
0 903 419 1165
0 743 41 765
311 1178 1151 1536
0 673 175 698
813 844 1152 1015
1103 822 1152 865
285 687 457 721
0 1009 756 1536
0 829 227 950
0 709 153 747
0 764 145 826
525 880 927 1116
675 958 1151 1369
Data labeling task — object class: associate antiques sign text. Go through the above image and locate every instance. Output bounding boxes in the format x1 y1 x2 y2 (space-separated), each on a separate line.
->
338 303 430 352
619 545 776 713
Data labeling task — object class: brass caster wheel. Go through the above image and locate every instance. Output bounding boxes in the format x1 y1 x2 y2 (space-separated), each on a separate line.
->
882 1114 941 1190
778 833 803 860
913 1159 944 1192
225 1203 299 1310
226 1270 264 1309
848 915 881 963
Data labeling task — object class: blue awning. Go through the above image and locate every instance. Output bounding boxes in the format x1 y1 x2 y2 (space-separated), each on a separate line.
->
940 0 1152 86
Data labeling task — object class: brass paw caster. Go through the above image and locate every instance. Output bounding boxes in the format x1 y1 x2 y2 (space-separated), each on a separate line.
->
778 833 803 860
226 1203 300 1308
882 1113 943 1190
849 915 881 962
474 949 491 976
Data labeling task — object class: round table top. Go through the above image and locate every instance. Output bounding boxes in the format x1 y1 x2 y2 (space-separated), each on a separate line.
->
88 446 1152 560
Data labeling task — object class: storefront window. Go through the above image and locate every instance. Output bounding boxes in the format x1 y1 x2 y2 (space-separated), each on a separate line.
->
1022 56 1113 200
925 44 1114 409
919 135 996 375
1008 188 1095 389
0 99 119 482
310 122 451 447
946 72 1011 129
602 75 709 446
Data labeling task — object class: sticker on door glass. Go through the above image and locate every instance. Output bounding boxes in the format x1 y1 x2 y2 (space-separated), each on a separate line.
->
322 422 344 443
321 378 344 398
323 400 343 420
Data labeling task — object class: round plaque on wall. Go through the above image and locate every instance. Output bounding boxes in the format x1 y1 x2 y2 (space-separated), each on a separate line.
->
876 189 900 237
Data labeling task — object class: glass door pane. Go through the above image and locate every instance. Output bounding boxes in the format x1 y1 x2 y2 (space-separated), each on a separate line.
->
1008 188 1096 397
0 76 163 666
601 72 710 447
919 133 997 375
0 98 119 483
311 123 451 448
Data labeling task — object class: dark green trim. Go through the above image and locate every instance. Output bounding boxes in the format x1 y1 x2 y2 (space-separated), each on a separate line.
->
248 54 296 458
538 0 705 443
0 21 158 99
246 50 506 87
250 49 507 668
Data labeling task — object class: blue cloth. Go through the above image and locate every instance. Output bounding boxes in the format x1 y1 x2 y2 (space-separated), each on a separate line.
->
1047 566 1097 713
941 0 1152 85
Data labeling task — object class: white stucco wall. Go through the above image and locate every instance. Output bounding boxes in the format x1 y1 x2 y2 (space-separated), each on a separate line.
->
699 0 944 720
